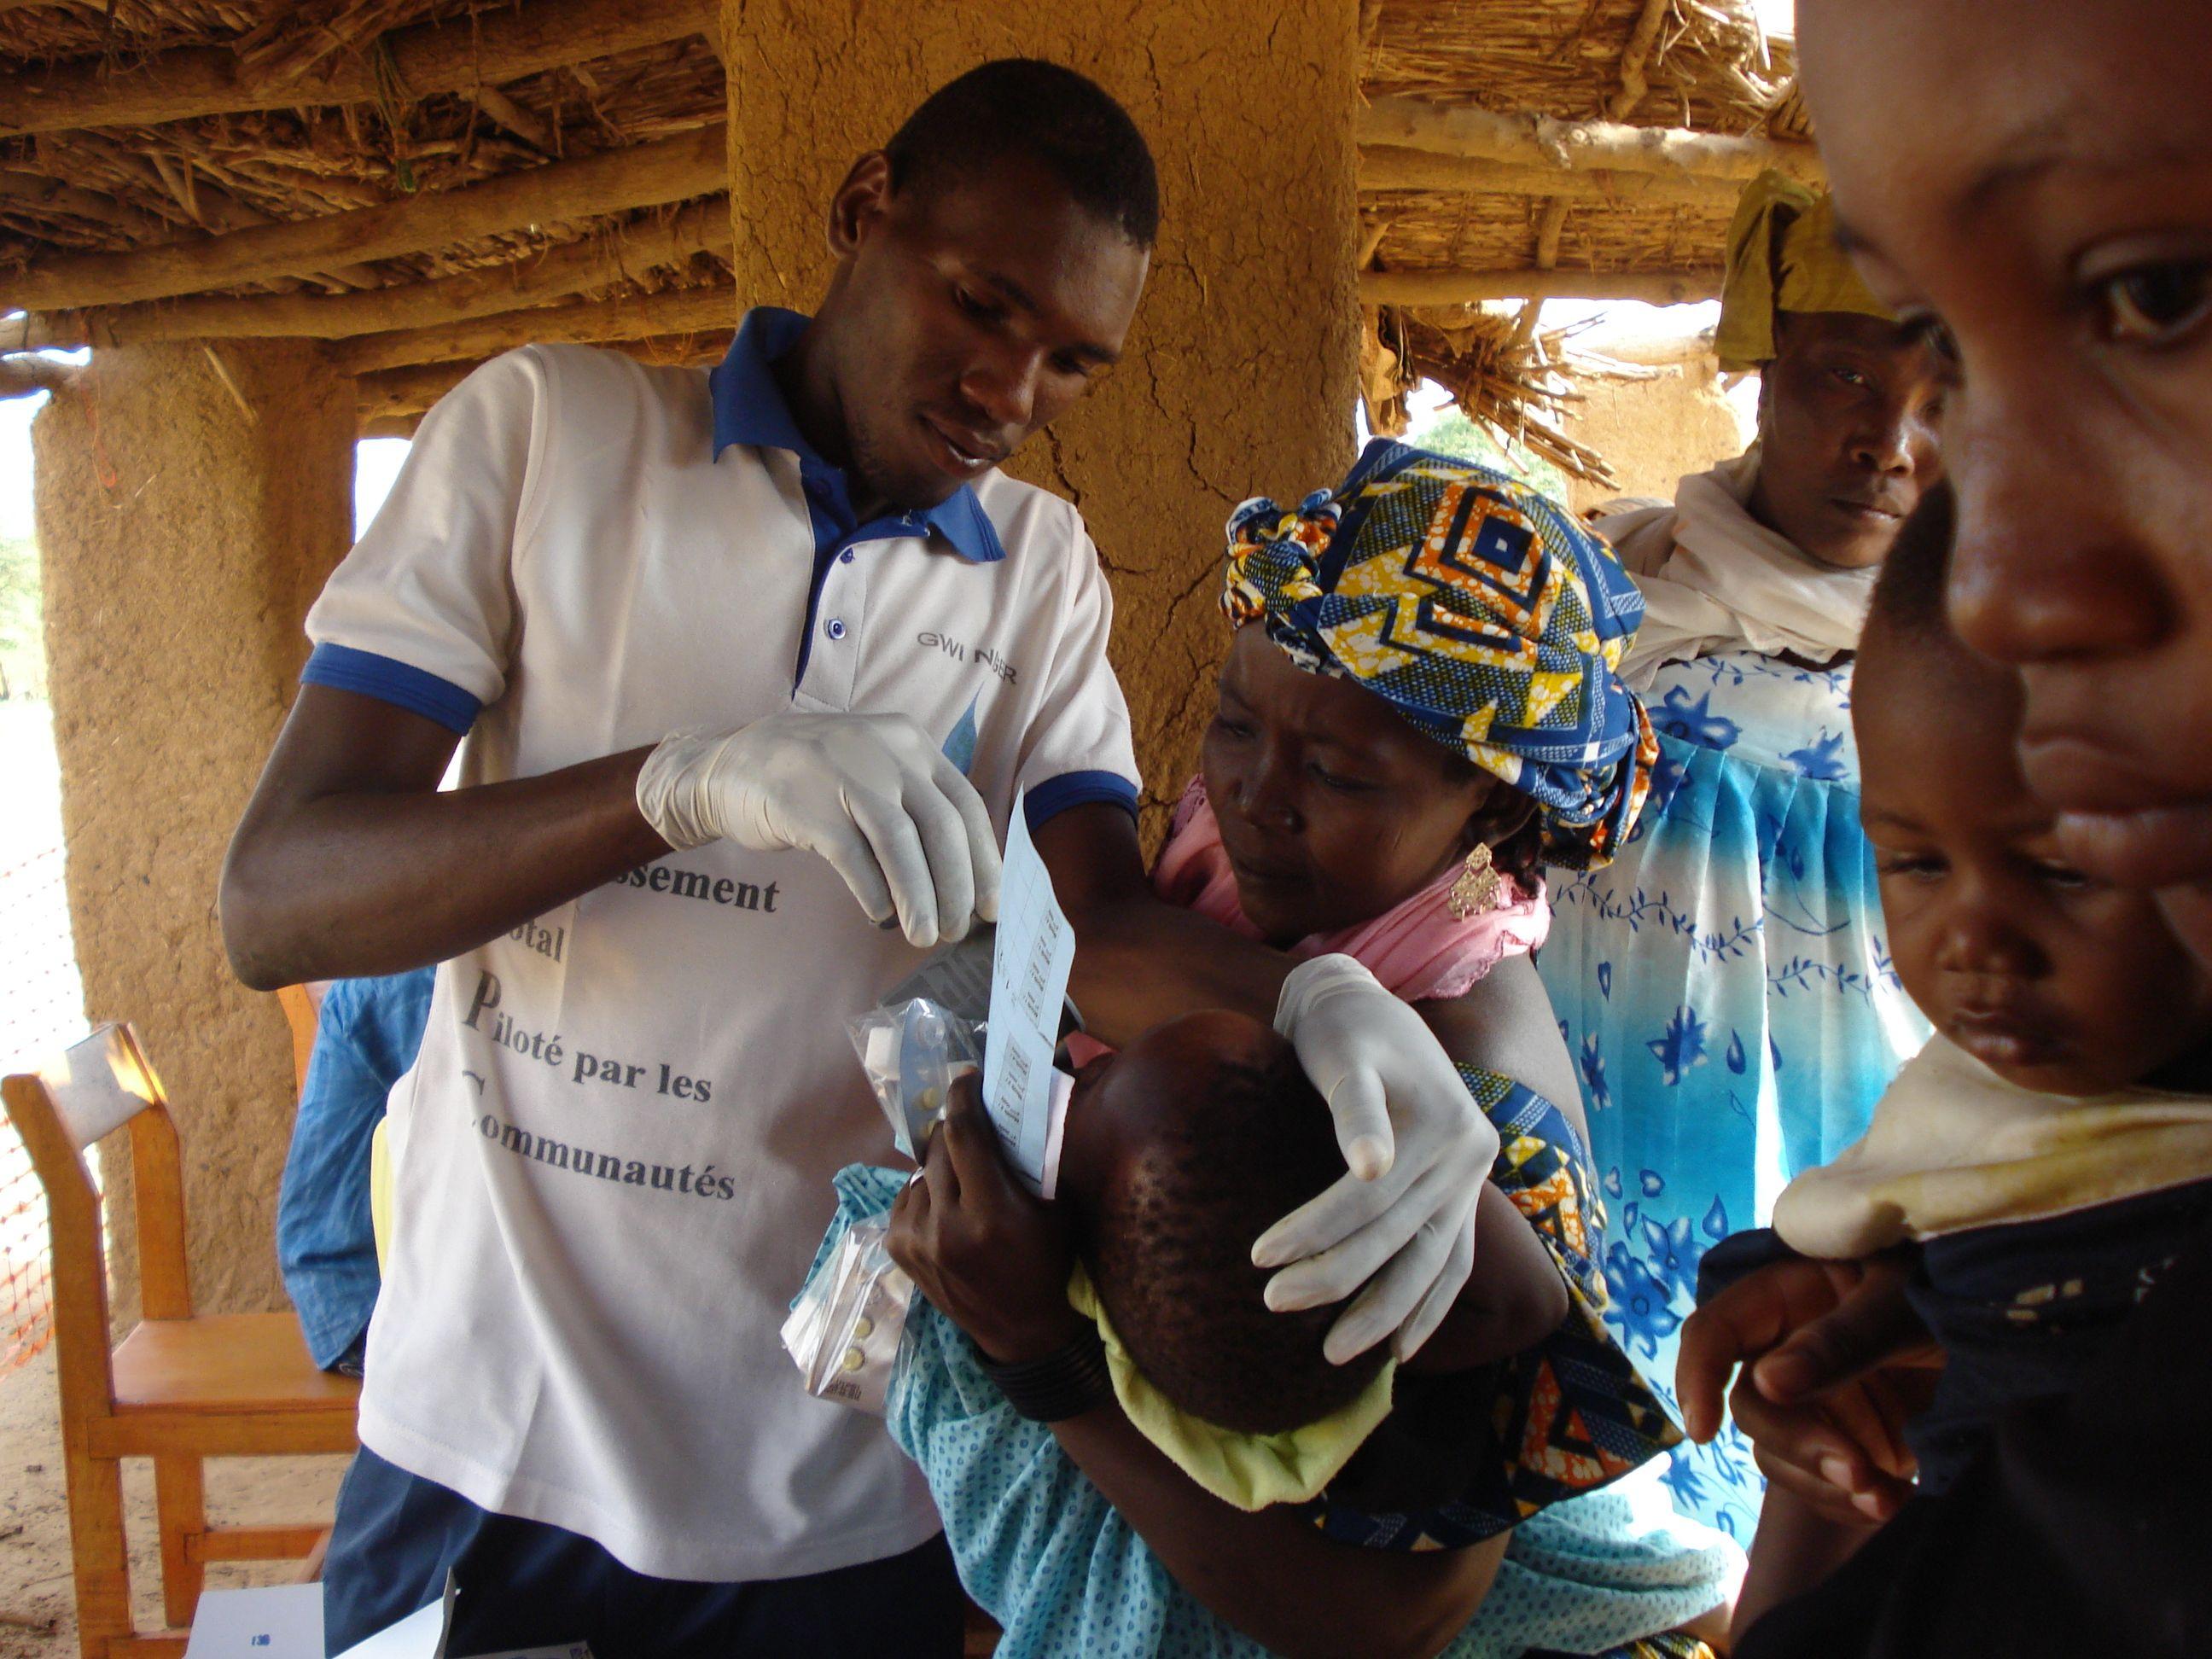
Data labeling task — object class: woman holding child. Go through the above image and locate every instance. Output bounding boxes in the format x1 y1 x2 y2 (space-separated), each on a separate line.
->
1673 0 2212 1650
1535 173 1948 1540
851 440 1738 1657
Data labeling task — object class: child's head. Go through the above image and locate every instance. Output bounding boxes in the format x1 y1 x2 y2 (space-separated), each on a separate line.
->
1856 484 2212 1095
1057 1010 1388 1433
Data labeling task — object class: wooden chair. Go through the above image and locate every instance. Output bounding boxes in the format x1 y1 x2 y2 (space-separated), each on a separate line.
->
274 983 323 1098
3 1022 359 1658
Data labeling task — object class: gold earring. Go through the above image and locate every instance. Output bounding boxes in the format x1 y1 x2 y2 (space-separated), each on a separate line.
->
1447 842 1503 920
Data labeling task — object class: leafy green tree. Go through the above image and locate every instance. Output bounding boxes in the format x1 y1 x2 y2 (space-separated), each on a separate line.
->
1401 404 1572 506
0 536 46 701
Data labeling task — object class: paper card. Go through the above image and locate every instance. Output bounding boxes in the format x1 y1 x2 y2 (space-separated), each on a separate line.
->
984 790 1077 1193
183 1584 323 1658
329 1595 444 1659
329 1575 592 1659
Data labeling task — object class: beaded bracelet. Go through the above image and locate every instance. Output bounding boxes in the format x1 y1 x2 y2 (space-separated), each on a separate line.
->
977 1326 1115 1423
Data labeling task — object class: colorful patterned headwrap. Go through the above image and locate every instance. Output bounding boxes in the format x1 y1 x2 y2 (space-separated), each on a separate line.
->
1222 439 1657 870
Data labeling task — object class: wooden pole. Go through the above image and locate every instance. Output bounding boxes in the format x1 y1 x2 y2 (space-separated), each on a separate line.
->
353 359 481 421
0 353 81 399
1356 96 1825 188
1358 148 1738 207
0 125 727 313
1359 268 1720 307
354 331 725 418
15 136 377 291
334 284 739 374
359 412 423 441
0 171 172 241
29 197 736 346
0 0 718 138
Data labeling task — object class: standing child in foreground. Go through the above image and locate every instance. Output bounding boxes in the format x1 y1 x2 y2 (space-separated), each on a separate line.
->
1714 483 2212 1644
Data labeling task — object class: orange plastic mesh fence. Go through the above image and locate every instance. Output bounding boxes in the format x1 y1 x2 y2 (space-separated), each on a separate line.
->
1 841 89 1376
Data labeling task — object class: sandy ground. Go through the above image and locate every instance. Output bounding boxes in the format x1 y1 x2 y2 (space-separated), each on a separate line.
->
0 1345 347 1654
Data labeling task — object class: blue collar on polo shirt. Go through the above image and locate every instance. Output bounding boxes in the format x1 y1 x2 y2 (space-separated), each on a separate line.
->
708 306 1006 566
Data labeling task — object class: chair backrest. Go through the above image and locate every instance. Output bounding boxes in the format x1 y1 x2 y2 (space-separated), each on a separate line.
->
275 984 326 1097
28 1022 164 1153
2 1022 195 1370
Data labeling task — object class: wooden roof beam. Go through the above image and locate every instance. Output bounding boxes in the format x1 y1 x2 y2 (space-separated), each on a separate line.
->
0 170 171 241
0 123 726 313
335 282 738 375
0 352 80 399
20 135 377 292
355 330 724 419
1357 96 1825 189
1359 268 1720 308
26 195 734 346
1358 148 1741 208
0 0 719 138
354 358 490 421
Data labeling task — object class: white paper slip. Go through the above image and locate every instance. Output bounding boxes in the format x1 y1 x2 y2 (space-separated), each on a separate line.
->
330 1595 444 1659
984 789 1077 1195
329 1575 591 1659
183 1584 324 1659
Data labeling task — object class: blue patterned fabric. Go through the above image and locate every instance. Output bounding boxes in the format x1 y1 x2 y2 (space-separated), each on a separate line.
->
1537 649 1928 1542
1299 1068 1684 1549
276 969 434 1370
1222 439 1658 869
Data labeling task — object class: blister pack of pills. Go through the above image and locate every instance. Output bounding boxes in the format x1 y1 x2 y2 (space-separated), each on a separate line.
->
780 1214 913 1417
847 997 984 1161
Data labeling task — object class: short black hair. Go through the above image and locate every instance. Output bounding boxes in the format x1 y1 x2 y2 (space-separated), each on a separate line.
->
1081 1047 1388 1435
884 59 1160 247
1863 479 1956 646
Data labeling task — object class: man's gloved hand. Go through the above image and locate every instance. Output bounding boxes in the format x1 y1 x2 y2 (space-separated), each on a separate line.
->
636 713 1001 949
1254 953 1499 1365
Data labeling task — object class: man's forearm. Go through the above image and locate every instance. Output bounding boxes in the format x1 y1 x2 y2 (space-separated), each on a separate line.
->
1033 803 1293 1041
223 742 667 989
1062 887 1293 1043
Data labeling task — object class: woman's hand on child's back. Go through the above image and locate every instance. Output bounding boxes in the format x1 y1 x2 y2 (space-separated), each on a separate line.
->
888 1078 1089 1365
1678 1253 1939 1527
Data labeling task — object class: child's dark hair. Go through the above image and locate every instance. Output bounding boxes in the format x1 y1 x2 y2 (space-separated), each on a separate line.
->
1863 479 1957 646
1081 1047 1388 1434
884 59 1160 247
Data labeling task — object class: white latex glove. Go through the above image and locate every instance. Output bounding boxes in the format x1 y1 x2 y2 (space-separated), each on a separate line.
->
636 713 1001 949
1256 952 1500 1365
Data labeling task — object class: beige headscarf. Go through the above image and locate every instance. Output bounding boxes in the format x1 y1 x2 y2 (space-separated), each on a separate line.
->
1774 1034 2212 1258
1714 171 1893 371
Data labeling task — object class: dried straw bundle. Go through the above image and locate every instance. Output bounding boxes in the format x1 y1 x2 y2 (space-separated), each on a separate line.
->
1361 303 1615 486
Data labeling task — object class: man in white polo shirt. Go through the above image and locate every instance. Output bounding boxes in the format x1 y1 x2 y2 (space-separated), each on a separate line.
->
224 58 1528 1658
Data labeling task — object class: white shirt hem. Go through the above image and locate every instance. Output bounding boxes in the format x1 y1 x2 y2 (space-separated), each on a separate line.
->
358 1404 945 1584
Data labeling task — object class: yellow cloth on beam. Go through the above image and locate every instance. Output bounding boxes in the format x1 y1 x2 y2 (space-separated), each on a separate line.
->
1066 1261 1396 1513
1714 170 1892 371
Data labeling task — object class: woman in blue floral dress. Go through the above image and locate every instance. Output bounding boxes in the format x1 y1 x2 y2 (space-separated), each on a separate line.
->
1536 173 1946 1542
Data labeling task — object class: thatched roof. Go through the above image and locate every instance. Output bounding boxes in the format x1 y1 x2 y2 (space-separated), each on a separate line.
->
0 0 1807 435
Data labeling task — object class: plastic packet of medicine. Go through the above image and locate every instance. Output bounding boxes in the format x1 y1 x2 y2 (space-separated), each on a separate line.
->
780 1215 913 1417
848 998 982 1161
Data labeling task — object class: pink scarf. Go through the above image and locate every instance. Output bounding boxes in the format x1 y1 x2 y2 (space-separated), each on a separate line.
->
1150 777 1548 1002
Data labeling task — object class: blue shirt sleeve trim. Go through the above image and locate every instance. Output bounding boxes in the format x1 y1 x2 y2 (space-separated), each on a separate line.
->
301 643 480 735
1023 771 1139 833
